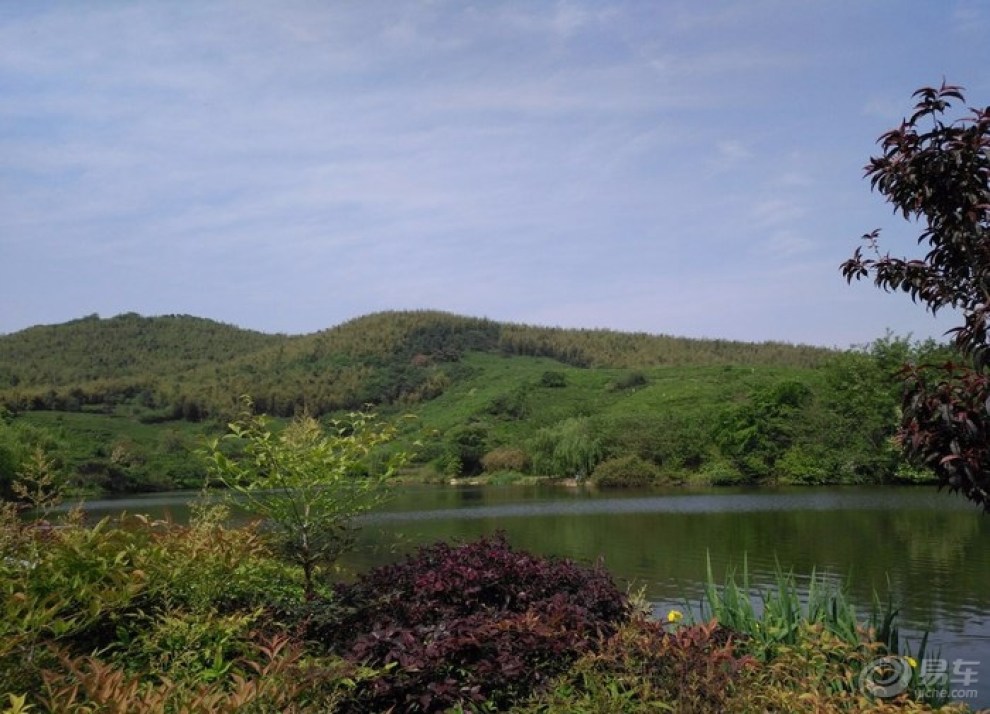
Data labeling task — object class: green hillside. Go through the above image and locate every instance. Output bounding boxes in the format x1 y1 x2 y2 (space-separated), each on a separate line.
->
0 312 286 418
0 310 831 418
0 311 935 496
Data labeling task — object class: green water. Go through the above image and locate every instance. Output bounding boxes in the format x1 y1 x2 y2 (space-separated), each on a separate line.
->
70 484 990 704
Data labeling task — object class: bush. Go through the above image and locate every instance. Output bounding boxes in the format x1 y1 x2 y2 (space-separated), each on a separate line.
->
481 446 530 474
443 423 490 476
485 390 530 420
140 503 304 613
539 371 567 388
36 634 356 713
0 507 349 711
526 616 962 714
320 535 630 712
522 617 755 713
697 453 745 486
591 455 661 487
776 446 831 485
729 623 965 713
608 371 648 391
598 412 713 472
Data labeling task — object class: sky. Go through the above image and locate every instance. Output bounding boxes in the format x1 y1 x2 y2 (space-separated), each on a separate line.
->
2 1 989 347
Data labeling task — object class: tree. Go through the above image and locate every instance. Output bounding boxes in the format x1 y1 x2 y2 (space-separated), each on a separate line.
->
715 380 814 481
203 398 404 598
529 416 604 478
841 81 990 508
442 422 489 476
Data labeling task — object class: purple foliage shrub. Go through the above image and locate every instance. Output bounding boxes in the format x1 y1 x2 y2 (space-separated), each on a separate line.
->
322 534 629 712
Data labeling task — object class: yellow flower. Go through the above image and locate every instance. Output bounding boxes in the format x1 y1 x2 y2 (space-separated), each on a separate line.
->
906 656 918 669
666 609 683 624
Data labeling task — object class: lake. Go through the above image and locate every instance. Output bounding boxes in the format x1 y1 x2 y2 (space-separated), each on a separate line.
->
65 484 990 706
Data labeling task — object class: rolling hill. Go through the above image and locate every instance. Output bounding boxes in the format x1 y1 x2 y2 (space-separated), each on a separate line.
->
0 311 917 496
0 310 831 418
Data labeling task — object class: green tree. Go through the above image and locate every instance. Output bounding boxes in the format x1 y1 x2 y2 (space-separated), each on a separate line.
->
716 381 813 481
203 398 404 599
530 417 604 478
443 423 490 476
841 82 990 508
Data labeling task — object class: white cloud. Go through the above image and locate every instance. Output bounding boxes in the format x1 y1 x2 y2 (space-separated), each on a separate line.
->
1 0 987 344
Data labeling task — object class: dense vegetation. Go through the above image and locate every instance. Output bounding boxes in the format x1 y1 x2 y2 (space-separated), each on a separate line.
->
0 312 971 709
1 508 967 712
0 310 828 420
0 311 953 497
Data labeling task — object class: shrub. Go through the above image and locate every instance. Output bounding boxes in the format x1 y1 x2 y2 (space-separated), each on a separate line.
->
730 624 964 713
407 438 445 465
522 617 755 713
697 453 745 485
525 616 957 713
488 470 527 485
607 371 648 391
121 607 261 685
590 455 660 487
1 507 353 711
320 535 630 712
697 554 900 660
443 423 490 476
1 512 153 691
539 371 567 388
481 446 530 474
141 503 303 613
598 412 712 471
37 634 357 713
485 390 530 420
696 555 955 709
776 445 831 485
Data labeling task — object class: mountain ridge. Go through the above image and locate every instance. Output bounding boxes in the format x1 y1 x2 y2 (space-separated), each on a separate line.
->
0 309 833 419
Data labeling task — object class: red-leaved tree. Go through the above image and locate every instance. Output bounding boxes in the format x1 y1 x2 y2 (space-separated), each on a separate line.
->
841 81 990 509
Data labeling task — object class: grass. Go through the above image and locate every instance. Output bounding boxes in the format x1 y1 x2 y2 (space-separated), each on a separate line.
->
694 552 951 708
389 352 825 472
18 411 216 494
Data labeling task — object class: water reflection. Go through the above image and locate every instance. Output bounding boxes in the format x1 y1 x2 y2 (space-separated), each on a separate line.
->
58 484 990 706
351 487 986 626
346 485 990 706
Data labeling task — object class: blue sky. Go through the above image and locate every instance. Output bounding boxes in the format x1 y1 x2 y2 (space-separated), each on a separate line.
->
2 1 988 346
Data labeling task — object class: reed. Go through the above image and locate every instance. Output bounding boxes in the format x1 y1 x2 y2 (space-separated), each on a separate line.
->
695 553 947 705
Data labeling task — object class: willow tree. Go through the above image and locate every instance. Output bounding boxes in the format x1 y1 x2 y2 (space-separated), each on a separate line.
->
841 82 990 509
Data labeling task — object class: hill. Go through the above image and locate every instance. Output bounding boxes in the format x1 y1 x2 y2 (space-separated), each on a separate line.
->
0 312 286 417
0 310 830 419
0 311 923 496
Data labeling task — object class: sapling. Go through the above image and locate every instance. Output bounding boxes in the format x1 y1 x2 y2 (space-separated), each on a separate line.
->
204 397 404 599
